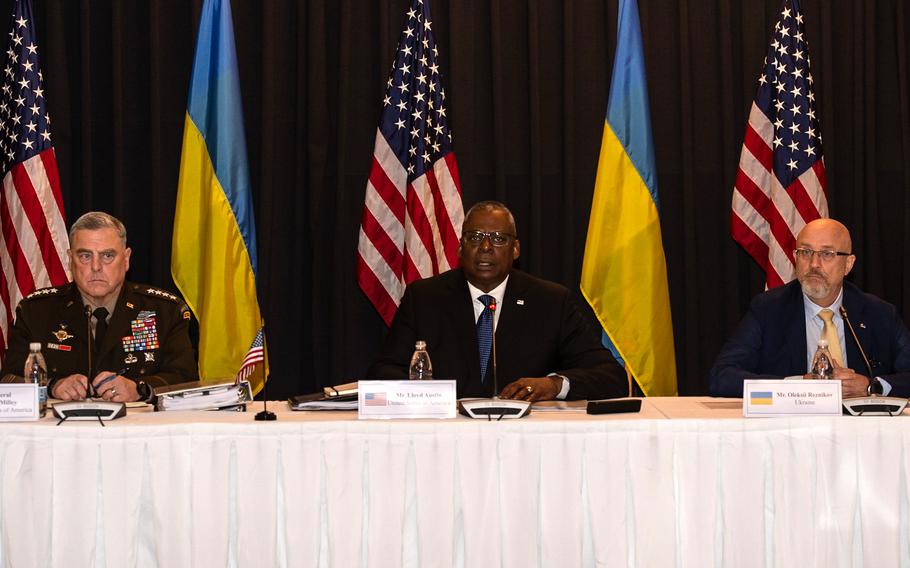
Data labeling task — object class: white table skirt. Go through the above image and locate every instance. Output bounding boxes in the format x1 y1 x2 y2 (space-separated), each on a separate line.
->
0 398 908 567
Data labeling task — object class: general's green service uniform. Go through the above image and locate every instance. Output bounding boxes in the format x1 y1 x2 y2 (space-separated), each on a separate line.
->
1 281 198 398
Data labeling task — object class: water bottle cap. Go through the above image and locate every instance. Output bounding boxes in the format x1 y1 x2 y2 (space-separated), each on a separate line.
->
816 339 828 348
415 340 427 350
28 342 41 351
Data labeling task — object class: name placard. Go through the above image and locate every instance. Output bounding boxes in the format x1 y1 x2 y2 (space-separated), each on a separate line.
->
0 384 40 421
358 380 457 420
743 379 842 417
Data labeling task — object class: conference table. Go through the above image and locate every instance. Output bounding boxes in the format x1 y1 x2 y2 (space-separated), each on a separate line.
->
0 397 907 567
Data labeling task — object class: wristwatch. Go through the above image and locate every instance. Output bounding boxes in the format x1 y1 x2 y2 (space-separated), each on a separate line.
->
866 377 884 396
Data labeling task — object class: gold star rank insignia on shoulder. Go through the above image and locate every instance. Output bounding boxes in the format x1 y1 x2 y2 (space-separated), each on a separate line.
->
26 287 58 299
145 288 178 302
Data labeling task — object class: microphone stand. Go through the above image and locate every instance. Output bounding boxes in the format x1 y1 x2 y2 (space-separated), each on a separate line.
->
254 373 276 421
86 305 93 393
839 306 908 416
458 297 531 420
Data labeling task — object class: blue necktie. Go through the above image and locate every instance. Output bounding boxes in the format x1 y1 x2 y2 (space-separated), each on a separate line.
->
476 295 494 383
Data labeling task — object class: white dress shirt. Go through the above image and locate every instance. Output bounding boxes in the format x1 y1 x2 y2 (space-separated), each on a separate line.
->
803 288 847 370
466 276 570 399
802 288 891 394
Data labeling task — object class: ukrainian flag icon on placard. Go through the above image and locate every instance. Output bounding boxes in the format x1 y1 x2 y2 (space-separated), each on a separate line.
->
750 391 774 405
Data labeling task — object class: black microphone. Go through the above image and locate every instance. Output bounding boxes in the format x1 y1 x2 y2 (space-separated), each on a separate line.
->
489 298 498 398
84 305 93 399
839 306 874 379
457 296 530 419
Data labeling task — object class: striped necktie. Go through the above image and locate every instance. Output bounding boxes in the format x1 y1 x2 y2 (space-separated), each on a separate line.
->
476 295 494 383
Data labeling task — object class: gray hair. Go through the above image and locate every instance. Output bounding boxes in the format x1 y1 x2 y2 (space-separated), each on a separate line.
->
464 200 517 234
69 212 127 246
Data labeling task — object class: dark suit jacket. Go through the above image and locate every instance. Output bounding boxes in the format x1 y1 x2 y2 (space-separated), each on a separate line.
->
709 280 910 397
1 281 198 388
366 269 627 400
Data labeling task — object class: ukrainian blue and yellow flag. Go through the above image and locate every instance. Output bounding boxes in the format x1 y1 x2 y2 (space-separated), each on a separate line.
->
750 391 774 406
580 0 676 396
171 0 267 392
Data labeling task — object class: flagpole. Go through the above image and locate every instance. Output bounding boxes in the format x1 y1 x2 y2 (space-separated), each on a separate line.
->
254 319 274 420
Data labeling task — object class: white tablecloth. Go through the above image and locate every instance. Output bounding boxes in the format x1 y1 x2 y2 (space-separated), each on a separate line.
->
0 398 908 567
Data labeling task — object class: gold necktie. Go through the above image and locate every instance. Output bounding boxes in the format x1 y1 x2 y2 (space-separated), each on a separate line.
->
818 309 844 367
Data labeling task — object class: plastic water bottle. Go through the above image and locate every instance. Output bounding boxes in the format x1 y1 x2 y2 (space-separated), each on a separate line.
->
809 339 834 380
408 340 433 380
24 342 48 417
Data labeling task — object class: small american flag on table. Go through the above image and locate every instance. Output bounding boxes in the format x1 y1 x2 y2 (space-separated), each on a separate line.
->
235 326 265 382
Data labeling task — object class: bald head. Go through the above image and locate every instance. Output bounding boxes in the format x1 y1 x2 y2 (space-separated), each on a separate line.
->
794 218 855 307
796 218 852 253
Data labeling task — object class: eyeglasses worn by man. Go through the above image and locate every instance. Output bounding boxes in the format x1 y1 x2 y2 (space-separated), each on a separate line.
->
366 200 628 402
709 218 910 398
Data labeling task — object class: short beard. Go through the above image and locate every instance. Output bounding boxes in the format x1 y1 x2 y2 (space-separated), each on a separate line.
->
798 274 832 302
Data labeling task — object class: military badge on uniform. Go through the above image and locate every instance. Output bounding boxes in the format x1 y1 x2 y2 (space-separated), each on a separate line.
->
47 343 72 352
121 310 160 353
52 323 73 342
124 353 138 364
144 352 155 362
25 287 58 299
145 288 178 302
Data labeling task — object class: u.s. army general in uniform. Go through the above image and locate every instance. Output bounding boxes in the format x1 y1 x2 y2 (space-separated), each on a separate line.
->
0 212 197 402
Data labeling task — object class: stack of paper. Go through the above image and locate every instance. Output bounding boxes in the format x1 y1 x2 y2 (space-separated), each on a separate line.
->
290 397 358 410
289 381 358 411
156 381 253 411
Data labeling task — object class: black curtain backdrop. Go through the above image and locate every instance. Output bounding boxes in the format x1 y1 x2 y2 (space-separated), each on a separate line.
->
7 0 909 399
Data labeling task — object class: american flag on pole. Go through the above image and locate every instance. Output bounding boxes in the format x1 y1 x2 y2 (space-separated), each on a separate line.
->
0 0 69 361
731 0 827 288
235 325 265 382
356 0 464 326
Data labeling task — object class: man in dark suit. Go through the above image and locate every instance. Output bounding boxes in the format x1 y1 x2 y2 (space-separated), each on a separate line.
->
366 201 627 401
1 212 197 402
710 218 910 398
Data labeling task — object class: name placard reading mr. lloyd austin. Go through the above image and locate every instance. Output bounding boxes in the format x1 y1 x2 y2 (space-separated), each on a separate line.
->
358 380 457 419
743 379 842 417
